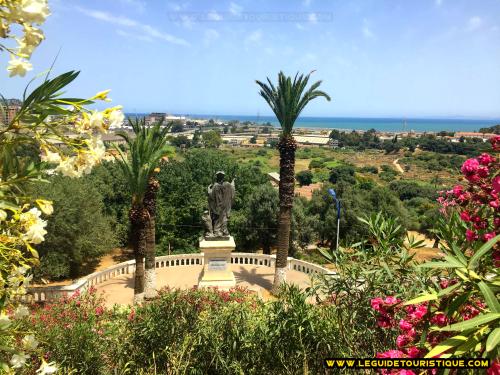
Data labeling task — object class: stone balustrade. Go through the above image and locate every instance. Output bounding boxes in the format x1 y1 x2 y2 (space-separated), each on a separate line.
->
26 252 334 303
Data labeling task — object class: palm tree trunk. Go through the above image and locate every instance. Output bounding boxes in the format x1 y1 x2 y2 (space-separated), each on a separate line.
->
272 135 297 293
130 204 148 304
144 177 160 299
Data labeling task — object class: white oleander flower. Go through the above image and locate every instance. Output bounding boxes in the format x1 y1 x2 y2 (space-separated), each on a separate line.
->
109 108 125 129
20 207 47 244
41 149 61 163
23 25 44 46
0 314 11 329
36 199 54 215
7 57 33 77
17 40 36 57
0 209 7 221
20 0 51 24
10 352 29 369
55 156 81 178
14 305 30 319
89 111 105 131
22 334 39 350
36 360 58 374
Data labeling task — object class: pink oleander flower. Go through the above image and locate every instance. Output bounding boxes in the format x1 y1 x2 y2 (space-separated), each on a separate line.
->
396 335 411 348
466 229 478 242
478 165 490 177
493 176 500 193
490 135 500 151
95 306 104 316
399 319 413 331
384 296 400 306
452 185 464 197
483 232 496 242
377 315 392 328
371 297 384 312
478 153 495 166
409 304 427 321
398 370 416 375
495 218 500 227
490 200 499 209
460 211 471 222
405 346 421 358
430 313 448 327
493 250 500 268
461 158 480 175
376 350 406 359
488 360 500 375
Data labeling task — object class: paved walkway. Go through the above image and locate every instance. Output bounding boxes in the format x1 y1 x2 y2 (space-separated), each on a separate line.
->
96 264 312 306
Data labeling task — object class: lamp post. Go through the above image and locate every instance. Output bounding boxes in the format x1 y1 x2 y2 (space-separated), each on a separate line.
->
328 188 341 250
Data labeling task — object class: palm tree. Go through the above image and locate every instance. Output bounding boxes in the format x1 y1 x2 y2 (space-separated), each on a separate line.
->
115 118 172 303
256 71 331 292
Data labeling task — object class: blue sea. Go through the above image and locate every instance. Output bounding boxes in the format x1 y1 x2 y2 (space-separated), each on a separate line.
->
127 113 500 133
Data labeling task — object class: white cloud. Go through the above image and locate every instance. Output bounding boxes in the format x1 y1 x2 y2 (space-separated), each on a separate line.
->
77 7 190 46
435 0 443 6
467 16 483 31
229 2 243 16
168 2 182 11
362 19 375 39
207 10 223 21
116 29 152 42
78 7 137 27
204 29 220 46
246 29 262 43
308 13 318 23
296 23 305 30
303 0 312 6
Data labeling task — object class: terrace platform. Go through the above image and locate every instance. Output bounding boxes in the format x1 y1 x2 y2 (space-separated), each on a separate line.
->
27 253 335 305
96 264 311 306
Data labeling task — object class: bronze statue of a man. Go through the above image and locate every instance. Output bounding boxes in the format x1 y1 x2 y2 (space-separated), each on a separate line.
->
205 171 235 238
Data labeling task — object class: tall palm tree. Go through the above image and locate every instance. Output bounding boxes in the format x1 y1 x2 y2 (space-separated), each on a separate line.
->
115 118 172 303
256 71 331 292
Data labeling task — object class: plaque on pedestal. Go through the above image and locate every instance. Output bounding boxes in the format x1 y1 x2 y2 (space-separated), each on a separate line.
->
198 236 236 289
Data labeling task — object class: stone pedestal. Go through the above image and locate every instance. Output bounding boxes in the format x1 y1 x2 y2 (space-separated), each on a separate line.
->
198 236 236 289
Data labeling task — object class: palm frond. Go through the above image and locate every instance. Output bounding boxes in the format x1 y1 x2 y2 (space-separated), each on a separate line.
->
114 117 173 204
256 71 331 136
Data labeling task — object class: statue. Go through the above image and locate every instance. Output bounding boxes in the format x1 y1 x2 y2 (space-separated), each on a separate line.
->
205 171 235 239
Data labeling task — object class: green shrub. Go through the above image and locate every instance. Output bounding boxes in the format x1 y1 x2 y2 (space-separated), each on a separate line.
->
308 159 324 169
358 165 378 174
296 170 313 186
31 175 118 280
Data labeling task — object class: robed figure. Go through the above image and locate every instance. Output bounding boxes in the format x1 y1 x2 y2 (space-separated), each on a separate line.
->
206 171 235 238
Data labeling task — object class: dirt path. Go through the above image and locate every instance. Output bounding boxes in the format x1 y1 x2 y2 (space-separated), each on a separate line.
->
393 158 404 174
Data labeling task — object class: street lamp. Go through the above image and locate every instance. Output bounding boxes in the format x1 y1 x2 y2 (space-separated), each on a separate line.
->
327 188 342 250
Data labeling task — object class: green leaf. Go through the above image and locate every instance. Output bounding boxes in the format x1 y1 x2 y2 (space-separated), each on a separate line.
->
444 254 466 267
446 292 471 317
469 234 500 269
404 293 438 305
486 328 500 352
478 281 500 313
424 334 468 358
438 313 500 332
419 261 465 269
437 282 461 298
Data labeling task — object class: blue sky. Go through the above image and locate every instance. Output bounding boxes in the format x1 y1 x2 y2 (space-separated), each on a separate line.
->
1 0 500 118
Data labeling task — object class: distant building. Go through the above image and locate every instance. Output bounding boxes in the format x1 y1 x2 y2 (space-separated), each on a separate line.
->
293 135 330 146
1 99 22 125
453 132 495 142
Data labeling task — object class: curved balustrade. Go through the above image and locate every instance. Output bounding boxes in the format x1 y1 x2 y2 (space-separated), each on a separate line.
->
26 252 334 303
